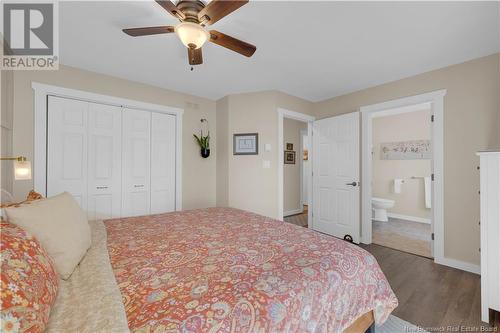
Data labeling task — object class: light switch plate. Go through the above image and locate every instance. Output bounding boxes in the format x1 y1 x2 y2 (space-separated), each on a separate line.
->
263 160 271 169
265 143 272 152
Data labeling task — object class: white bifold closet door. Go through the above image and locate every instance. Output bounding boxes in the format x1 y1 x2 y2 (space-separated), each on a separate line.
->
122 108 151 217
47 96 89 210
48 96 122 219
48 96 177 218
151 112 176 214
87 102 122 220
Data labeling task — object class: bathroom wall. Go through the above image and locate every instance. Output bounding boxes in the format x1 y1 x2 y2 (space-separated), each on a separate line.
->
372 109 431 221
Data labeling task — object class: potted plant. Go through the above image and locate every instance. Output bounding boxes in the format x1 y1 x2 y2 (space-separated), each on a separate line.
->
194 131 210 158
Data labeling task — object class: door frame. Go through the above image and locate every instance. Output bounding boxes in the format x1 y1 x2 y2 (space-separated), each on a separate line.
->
277 108 315 226
300 128 308 208
360 89 446 264
32 82 184 211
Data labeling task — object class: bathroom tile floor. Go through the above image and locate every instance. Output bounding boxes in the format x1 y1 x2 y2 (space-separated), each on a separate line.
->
372 217 432 258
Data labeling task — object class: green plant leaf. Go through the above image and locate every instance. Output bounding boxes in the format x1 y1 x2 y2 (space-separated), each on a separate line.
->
194 133 209 149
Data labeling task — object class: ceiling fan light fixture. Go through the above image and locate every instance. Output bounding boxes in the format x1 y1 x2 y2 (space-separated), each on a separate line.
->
175 22 209 49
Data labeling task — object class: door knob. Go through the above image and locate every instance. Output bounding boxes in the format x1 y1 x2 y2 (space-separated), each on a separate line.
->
346 182 358 187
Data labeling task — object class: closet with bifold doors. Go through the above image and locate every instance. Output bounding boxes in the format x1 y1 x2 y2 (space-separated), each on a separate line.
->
47 95 177 220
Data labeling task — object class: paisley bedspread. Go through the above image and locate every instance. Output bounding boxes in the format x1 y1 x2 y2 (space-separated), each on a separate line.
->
105 207 398 333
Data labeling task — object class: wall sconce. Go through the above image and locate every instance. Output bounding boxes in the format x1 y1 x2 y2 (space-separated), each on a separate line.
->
0 156 32 180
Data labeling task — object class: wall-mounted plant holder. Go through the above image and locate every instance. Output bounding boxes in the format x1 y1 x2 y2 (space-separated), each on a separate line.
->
201 148 210 158
194 118 211 158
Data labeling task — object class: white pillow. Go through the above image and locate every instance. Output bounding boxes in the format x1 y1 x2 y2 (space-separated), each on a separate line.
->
4 192 91 280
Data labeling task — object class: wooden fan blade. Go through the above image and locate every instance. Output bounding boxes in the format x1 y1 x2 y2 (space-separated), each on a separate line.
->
155 0 185 20
188 47 203 65
209 30 256 57
123 26 175 37
198 0 248 25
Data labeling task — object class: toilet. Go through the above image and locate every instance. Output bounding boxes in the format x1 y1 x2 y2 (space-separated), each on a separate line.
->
372 197 395 222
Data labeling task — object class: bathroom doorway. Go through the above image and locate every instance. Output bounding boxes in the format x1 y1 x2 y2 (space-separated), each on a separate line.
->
360 90 446 261
370 106 432 257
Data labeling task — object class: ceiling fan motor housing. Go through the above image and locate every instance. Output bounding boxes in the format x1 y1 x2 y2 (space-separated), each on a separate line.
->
176 0 207 24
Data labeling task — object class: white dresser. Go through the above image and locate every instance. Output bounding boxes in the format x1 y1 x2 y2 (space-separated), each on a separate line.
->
478 150 500 323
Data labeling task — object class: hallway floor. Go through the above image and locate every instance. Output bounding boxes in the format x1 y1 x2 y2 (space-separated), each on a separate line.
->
373 217 432 258
284 205 308 228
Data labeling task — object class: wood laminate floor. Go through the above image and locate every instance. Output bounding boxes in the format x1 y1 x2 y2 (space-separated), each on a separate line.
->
284 205 308 227
361 243 500 331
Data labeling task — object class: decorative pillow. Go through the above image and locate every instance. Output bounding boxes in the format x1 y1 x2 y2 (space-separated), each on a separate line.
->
1 221 59 332
4 192 91 280
1 190 44 209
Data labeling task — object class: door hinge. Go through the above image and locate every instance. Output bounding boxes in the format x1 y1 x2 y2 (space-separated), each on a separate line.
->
431 115 434 122
431 233 434 241
431 173 434 181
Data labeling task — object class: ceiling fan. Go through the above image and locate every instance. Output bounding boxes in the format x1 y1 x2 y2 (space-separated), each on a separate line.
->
123 0 256 66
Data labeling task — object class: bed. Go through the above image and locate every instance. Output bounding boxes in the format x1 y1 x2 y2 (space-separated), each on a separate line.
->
46 207 397 332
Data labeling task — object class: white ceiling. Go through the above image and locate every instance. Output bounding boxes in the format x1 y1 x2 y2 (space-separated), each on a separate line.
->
60 1 500 102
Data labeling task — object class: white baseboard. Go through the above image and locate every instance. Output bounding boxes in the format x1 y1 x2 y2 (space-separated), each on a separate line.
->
434 256 480 275
387 213 431 224
284 208 304 217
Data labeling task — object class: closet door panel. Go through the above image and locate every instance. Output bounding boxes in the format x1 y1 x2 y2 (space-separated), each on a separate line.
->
47 96 88 211
151 112 176 214
87 102 122 220
122 109 151 217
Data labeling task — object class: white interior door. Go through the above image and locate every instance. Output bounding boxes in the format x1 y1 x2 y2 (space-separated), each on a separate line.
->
87 102 122 220
151 112 176 214
47 96 88 210
122 108 151 217
313 112 360 242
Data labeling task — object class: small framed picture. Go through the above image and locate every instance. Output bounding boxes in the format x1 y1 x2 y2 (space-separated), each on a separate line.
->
284 151 296 164
286 143 293 150
233 133 258 155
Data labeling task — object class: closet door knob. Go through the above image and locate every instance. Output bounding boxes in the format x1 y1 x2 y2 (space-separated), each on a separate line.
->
346 182 358 187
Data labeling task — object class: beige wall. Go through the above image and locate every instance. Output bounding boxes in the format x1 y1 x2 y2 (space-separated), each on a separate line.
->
373 110 431 219
215 96 229 207
10 65 217 210
216 91 314 218
1 69 14 195
315 53 500 265
283 118 307 214
5 50 499 267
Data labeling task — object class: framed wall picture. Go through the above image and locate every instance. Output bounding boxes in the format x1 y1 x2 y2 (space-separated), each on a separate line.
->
233 133 259 155
284 151 296 164
286 143 293 150
380 139 431 160
303 149 309 161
